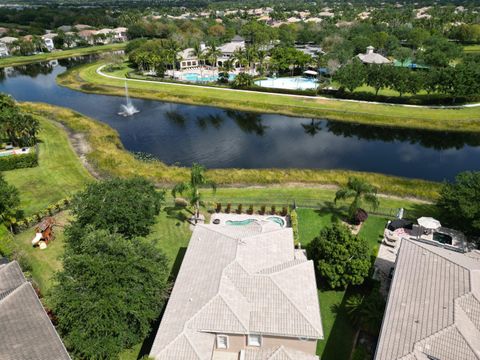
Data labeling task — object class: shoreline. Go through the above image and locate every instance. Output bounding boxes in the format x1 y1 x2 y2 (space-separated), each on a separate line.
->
57 61 480 133
20 102 442 201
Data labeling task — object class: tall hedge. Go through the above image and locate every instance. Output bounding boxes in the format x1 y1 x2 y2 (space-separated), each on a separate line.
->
0 152 38 171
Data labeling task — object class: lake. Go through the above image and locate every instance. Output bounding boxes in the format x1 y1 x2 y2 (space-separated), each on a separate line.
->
0 57 479 181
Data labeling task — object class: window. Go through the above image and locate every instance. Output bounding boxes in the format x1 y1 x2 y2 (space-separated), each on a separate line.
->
247 334 262 347
216 335 229 349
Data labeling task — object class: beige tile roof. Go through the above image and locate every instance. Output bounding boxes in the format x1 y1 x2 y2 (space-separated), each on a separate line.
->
150 221 323 360
0 261 71 360
374 239 480 360
244 345 319 359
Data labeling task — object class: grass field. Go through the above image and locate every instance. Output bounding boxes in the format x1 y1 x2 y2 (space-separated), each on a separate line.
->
20 102 442 200
3 112 93 215
57 61 480 133
464 45 480 54
0 43 126 68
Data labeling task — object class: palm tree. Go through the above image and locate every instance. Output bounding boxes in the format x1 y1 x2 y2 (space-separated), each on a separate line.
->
172 163 216 223
206 43 221 69
233 47 248 71
334 177 379 221
166 40 180 79
246 46 259 75
192 42 205 77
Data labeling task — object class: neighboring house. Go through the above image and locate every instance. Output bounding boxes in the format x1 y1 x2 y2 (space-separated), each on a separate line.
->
357 46 391 64
374 239 480 360
95 28 114 44
0 36 18 55
77 30 97 45
217 35 245 67
0 261 71 360
149 215 323 360
42 33 57 51
57 25 72 32
0 42 10 57
73 24 92 31
113 27 128 42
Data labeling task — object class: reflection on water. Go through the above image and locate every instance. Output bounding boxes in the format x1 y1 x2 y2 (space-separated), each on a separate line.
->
0 57 478 181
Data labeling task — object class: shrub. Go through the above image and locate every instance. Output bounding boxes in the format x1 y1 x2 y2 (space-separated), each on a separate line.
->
0 152 38 171
247 205 254 215
226 203 231 214
231 73 254 89
215 203 222 213
0 224 14 258
354 208 369 225
271 205 276 215
237 204 243 214
290 209 299 242
281 206 288 216
259 205 266 215
174 197 189 208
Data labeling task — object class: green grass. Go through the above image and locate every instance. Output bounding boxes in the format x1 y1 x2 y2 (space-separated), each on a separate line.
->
464 45 480 54
21 102 441 200
0 43 126 68
3 113 93 215
297 208 388 360
57 61 480 133
12 211 70 292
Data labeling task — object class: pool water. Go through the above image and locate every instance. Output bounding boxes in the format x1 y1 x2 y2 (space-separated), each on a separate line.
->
433 232 453 245
225 217 285 227
182 73 236 83
266 216 285 227
255 77 318 90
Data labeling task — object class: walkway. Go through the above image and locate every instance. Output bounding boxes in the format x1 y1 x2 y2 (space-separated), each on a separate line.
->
97 65 480 109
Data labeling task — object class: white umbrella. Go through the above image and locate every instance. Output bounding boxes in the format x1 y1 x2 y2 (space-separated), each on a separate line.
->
417 217 441 229
304 70 318 75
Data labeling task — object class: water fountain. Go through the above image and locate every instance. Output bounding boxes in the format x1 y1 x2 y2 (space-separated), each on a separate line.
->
118 81 139 116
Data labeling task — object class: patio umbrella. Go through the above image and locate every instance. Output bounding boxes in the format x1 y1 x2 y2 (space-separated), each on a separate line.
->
417 217 441 229
304 70 318 76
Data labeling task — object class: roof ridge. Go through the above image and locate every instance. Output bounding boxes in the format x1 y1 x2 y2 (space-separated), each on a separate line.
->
196 224 243 242
156 332 201 359
269 345 294 360
0 281 27 304
267 269 321 337
405 239 473 272
218 293 249 332
259 258 307 275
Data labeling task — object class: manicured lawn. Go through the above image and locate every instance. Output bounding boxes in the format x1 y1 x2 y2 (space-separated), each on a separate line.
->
3 114 93 216
297 208 389 360
58 61 480 133
0 43 126 68
464 45 480 54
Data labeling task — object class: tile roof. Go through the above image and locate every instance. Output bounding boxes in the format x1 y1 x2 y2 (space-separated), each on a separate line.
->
374 239 480 360
244 345 319 359
150 220 322 360
0 261 71 360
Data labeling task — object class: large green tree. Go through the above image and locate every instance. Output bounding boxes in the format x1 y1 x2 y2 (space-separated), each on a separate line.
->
436 171 480 237
0 173 20 230
69 178 164 240
333 59 367 93
307 224 370 289
0 93 39 147
51 228 170 359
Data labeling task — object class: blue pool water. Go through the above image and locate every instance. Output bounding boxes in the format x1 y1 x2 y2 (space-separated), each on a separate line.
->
266 216 285 227
225 217 285 227
255 77 318 90
182 73 236 83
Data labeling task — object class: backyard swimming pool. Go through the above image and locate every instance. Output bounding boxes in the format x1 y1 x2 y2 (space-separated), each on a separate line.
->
255 77 318 90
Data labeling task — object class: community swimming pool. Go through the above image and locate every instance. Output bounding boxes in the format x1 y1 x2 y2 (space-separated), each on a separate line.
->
255 77 319 90
182 73 236 83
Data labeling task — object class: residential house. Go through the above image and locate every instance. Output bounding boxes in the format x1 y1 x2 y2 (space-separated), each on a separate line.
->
0 261 71 359
217 35 246 67
374 238 480 360
95 28 115 44
73 24 92 31
57 25 72 33
42 33 58 51
77 30 97 45
179 43 206 69
149 215 323 360
113 27 128 42
0 36 18 55
357 46 391 64
0 42 8 57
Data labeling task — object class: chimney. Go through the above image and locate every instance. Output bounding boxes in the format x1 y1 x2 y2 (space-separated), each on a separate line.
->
366 46 374 54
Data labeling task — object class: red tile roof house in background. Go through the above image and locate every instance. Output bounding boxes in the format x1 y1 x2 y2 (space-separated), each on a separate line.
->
0 261 71 360
149 216 323 360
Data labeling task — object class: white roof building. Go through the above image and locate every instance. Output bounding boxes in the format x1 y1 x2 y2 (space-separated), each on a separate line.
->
357 46 391 64
150 216 323 360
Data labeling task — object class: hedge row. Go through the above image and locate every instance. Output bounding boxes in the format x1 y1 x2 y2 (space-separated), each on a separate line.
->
0 152 38 171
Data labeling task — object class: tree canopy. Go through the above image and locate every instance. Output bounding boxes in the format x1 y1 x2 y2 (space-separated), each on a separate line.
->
69 177 165 240
436 171 480 238
51 228 170 359
0 173 20 226
0 93 39 147
307 223 370 289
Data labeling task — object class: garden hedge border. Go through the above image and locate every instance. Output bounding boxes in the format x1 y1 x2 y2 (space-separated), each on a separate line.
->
0 150 38 171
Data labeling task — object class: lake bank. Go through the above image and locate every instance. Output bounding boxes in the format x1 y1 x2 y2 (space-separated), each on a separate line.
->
56 61 480 133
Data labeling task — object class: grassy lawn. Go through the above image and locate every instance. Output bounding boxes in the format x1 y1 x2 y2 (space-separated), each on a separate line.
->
57 61 480 133
3 113 92 216
0 43 126 68
464 45 480 54
297 208 388 360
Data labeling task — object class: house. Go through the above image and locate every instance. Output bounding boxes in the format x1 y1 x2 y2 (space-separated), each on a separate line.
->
77 29 97 45
0 42 8 57
374 238 480 360
73 24 92 31
57 25 72 33
0 36 18 55
113 27 128 42
217 35 246 67
179 43 206 69
42 33 57 51
149 215 323 360
357 46 391 64
0 261 71 359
